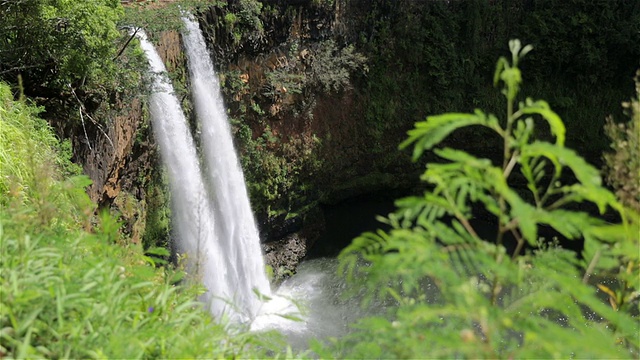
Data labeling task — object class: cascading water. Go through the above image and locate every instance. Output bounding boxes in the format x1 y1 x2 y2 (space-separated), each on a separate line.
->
138 27 269 322
139 22 378 348
181 15 272 319
178 17 377 343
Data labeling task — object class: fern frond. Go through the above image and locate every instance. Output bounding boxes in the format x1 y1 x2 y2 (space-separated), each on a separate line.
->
559 184 620 214
521 141 600 186
394 194 453 229
430 148 542 245
331 39 638 359
520 156 548 204
518 99 566 146
538 209 602 240
400 110 500 161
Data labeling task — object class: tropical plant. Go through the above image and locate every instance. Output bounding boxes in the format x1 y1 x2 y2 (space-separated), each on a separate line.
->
318 40 640 359
604 70 640 212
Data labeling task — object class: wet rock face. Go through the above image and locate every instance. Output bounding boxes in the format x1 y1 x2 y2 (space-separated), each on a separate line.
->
260 214 303 242
83 98 143 205
69 30 184 245
263 233 307 281
74 96 149 243
261 206 325 279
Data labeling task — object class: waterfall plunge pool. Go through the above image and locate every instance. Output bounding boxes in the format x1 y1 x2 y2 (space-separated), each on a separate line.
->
252 195 398 350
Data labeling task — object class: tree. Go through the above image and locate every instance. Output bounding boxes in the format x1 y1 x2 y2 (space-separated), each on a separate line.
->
0 0 123 96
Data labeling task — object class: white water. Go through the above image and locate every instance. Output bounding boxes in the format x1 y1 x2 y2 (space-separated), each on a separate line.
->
139 19 359 340
181 16 272 320
250 259 370 349
139 26 270 322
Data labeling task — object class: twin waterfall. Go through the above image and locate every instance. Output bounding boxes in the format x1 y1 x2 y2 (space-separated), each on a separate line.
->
137 16 271 322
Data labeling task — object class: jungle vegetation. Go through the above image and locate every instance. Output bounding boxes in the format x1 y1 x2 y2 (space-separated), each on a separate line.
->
1 0 638 358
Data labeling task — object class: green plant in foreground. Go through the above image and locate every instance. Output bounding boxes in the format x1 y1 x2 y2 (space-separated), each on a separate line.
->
318 40 640 358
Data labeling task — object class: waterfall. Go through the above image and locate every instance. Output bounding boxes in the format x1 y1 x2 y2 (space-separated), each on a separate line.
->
138 27 270 322
180 15 271 318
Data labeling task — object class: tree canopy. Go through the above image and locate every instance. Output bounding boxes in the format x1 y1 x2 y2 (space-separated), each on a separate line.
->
0 0 123 96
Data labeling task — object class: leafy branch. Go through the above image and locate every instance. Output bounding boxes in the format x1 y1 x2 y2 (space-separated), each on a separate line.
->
331 40 639 359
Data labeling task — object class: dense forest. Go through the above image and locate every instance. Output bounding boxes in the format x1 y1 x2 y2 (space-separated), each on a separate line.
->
1 0 639 358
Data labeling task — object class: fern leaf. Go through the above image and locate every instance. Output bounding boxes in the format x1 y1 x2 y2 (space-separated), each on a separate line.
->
501 66 522 101
434 147 493 168
522 141 601 187
560 184 619 214
537 209 601 240
395 194 453 229
494 57 508 86
339 230 389 281
519 99 566 146
401 111 494 161
509 201 539 245
585 220 640 245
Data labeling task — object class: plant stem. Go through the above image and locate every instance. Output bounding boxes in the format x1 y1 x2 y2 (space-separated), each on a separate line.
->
539 171 561 206
503 150 519 179
511 228 525 259
582 248 602 284
503 98 514 170
492 92 516 305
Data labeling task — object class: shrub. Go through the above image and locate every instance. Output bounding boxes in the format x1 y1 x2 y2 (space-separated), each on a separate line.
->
0 82 86 225
604 70 640 212
318 41 640 359
309 40 368 94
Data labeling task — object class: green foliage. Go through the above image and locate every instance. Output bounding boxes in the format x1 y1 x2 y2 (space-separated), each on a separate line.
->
232 0 265 46
0 83 84 218
1 211 285 359
257 39 366 117
604 70 640 212
0 84 54 198
264 70 306 100
309 40 368 94
311 0 334 9
198 0 266 53
0 0 150 151
356 0 466 141
0 0 123 91
325 41 640 358
236 120 322 217
54 139 84 178
141 171 172 251
120 0 220 35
